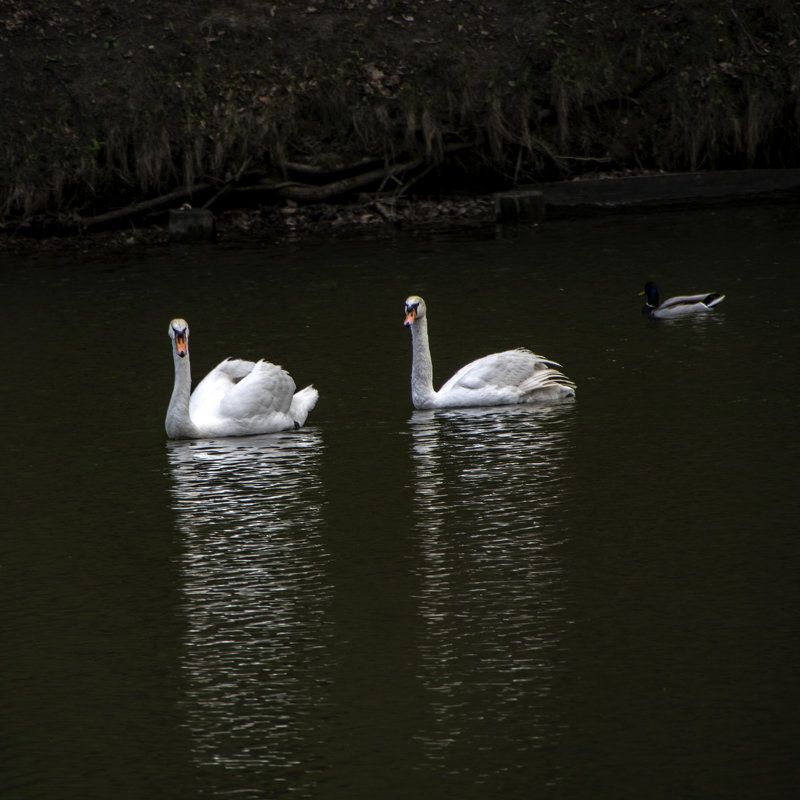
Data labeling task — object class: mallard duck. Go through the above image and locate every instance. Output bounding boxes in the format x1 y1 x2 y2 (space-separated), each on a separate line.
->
402 295 575 410
165 318 318 439
640 281 725 319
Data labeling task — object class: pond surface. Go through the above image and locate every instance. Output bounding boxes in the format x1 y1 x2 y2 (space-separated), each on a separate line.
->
2 205 799 799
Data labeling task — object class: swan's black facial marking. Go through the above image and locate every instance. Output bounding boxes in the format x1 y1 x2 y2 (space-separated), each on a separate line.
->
174 328 188 357
404 301 419 327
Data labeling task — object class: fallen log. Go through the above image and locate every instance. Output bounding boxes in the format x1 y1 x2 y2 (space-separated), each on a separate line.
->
72 183 215 231
13 145 475 237
64 157 428 231
274 156 426 201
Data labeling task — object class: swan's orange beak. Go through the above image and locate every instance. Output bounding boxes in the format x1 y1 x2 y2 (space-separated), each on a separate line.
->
404 308 416 326
174 331 188 358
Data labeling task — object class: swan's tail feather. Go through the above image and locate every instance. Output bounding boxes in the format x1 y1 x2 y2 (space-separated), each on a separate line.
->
290 385 319 427
519 367 576 402
703 292 726 308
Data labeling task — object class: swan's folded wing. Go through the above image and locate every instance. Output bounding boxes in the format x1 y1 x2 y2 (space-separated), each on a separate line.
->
213 358 259 381
190 358 255 418
218 359 296 418
439 348 548 392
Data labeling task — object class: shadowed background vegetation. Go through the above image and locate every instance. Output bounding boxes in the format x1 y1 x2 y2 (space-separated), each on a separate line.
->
2 0 800 222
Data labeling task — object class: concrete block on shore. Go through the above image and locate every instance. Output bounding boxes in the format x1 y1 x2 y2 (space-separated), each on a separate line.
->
493 189 546 224
169 207 216 242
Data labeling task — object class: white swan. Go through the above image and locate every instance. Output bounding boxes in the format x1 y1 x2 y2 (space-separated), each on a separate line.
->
165 318 318 439
403 295 575 410
640 281 726 319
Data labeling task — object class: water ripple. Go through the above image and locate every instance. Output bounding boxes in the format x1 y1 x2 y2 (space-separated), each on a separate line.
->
408 405 575 779
166 430 332 789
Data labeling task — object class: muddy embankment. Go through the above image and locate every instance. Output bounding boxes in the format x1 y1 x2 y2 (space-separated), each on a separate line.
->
2 1 800 246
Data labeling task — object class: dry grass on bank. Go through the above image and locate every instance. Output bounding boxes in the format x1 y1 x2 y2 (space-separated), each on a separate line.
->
2 0 800 225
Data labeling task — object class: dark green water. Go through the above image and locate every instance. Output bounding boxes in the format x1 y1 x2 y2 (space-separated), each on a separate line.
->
2 205 799 799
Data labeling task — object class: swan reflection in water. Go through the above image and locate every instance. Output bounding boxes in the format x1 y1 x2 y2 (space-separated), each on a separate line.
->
166 429 332 790
408 405 574 782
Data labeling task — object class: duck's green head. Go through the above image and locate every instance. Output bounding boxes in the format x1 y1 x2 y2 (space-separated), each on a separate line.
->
640 282 660 307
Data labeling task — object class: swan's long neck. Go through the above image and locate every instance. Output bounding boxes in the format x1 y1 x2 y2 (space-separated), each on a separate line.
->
410 316 436 408
165 350 199 439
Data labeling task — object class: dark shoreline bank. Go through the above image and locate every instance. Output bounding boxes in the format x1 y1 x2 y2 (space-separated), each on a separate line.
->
4 1 800 234
3 168 798 255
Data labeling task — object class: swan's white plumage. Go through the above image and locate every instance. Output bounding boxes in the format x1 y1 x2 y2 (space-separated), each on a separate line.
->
166 319 317 439
403 296 575 410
